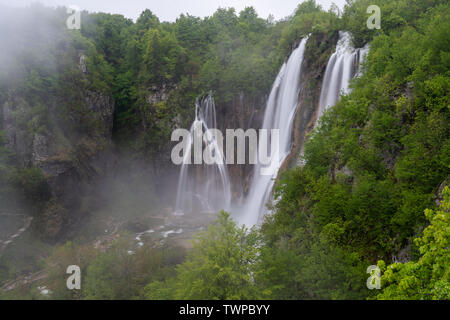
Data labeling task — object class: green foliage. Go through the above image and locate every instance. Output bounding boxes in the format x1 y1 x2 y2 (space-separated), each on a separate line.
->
43 241 97 300
140 28 186 86
342 0 445 47
290 2 450 259
256 0 449 301
174 212 261 300
1 0 448 301
279 0 339 54
0 131 13 203
110 4 303 154
143 280 175 300
81 239 184 300
377 187 450 300
256 168 370 300
7 168 51 212
0 238 184 300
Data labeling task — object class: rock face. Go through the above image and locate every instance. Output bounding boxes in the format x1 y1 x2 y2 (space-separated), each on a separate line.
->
146 84 172 106
79 54 87 74
218 93 267 198
0 86 115 240
139 83 268 201
1 97 35 166
85 92 115 137
436 177 449 207
32 133 51 165
0 31 341 239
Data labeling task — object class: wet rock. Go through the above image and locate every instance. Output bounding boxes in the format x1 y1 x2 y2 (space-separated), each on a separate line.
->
85 91 115 138
1 86 115 240
392 243 412 263
79 53 87 73
1 97 33 165
335 165 353 177
146 84 172 105
406 81 414 100
282 31 339 172
39 160 81 209
435 177 449 207
32 133 51 165
40 198 67 239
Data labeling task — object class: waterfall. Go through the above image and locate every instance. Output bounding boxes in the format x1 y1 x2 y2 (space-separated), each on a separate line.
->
174 32 369 226
356 43 370 77
174 94 232 216
236 36 309 227
316 31 369 122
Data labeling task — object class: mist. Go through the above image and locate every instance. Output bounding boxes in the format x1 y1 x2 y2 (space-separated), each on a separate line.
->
0 3 183 260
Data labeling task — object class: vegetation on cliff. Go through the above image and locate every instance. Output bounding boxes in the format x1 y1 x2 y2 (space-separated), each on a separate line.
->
0 0 448 300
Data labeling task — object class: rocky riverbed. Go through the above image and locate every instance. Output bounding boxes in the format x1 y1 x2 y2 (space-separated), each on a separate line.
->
0 213 33 258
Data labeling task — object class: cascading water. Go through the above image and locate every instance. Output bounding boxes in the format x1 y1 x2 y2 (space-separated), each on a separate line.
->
356 43 370 77
174 94 231 216
316 31 369 122
236 37 309 227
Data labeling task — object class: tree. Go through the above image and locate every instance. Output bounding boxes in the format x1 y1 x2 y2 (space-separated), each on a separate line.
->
82 239 170 300
141 28 185 86
136 9 160 36
377 187 450 300
174 211 261 300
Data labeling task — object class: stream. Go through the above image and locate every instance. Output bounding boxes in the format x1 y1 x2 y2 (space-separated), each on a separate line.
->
0 213 33 258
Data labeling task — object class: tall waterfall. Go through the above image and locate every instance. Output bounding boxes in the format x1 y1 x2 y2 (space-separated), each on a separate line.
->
236 37 309 227
174 94 231 216
317 31 369 122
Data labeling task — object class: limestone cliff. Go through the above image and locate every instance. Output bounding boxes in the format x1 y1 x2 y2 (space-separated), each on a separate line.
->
0 57 115 240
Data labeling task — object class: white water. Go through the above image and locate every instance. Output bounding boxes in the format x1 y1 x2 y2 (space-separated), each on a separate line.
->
236 37 309 227
317 31 369 122
174 94 232 216
357 43 370 77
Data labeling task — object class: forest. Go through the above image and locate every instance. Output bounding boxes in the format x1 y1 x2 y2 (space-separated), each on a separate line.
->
0 0 448 300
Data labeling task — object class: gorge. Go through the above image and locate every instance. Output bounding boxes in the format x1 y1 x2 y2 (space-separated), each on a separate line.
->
0 0 448 301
